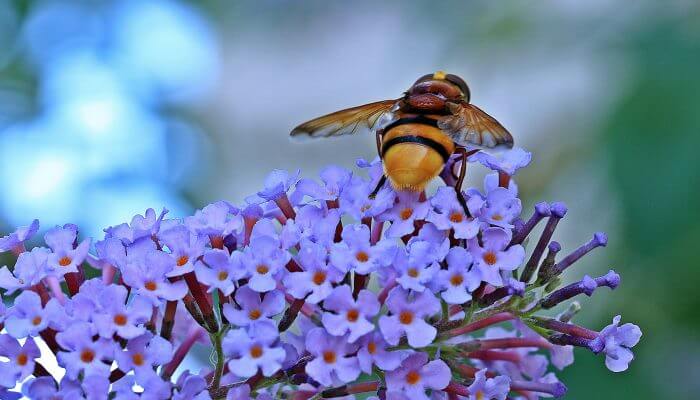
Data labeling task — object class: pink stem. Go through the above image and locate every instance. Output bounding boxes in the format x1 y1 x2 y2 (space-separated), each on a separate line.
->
43 277 66 305
275 194 297 220
102 264 116 285
162 327 205 379
442 312 515 338
370 220 384 245
378 279 397 304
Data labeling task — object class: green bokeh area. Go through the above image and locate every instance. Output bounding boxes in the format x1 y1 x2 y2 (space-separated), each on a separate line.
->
1 1 699 398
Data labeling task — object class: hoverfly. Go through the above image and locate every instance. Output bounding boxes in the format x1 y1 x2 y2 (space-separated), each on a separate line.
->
290 71 513 211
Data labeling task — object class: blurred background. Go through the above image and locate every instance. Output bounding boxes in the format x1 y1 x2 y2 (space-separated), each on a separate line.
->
0 0 698 398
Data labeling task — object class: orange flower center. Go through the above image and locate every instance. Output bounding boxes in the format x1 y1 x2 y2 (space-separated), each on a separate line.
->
80 349 95 363
323 351 337 364
16 353 28 366
256 264 269 274
113 314 128 326
250 345 263 359
399 311 414 325
407 268 419 278
483 251 497 266
449 211 464 223
491 214 503 221
367 341 377 355
132 353 145 366
248 309 262 320
210 236 225 249
400 208 414 220
346 309 359 322
450 274 464 286
31 316 42 326
312 271 327 286
217 271 229 281
406 370 421 385
476 391 485 400
59 256 72 267
355 251 369 263
176 255 189 266
144 281 158 291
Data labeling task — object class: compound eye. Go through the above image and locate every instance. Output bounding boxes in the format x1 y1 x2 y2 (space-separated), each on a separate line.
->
445 74 469 96
413 73 434 86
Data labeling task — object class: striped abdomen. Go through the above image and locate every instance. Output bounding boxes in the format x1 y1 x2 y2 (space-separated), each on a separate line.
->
381 115 455 191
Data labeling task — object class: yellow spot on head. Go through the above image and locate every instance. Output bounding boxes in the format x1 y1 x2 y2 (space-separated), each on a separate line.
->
433 71 447 80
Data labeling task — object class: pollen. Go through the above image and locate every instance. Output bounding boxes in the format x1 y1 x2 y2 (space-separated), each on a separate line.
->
355 251 369 263
58 256 72 267
176 255 189 266
312 271 327 285
346 309 360 322
450 274 464 286
250 345 264 359
449 211 464 223
80 349 95 363
406 370 421 385
16 353 28 366
483 251 498 266
323 350 337 364
400 208 414 221
113 314 128 326
407 268 419 278
399 311 414 325
144 281 158 291
217 271 229 281
367 341 377 354
132 353 145 366
248 309 262 320
256 264 269 274
31 316 42 326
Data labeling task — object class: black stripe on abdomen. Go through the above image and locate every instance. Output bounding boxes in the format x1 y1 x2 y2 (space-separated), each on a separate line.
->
381 135 450 162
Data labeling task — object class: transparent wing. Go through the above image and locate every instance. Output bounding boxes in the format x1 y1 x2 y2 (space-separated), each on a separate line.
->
290 100 397 139
438 102 514 149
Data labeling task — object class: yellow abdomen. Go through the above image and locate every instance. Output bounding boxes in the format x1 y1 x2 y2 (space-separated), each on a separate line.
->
382 123 455 192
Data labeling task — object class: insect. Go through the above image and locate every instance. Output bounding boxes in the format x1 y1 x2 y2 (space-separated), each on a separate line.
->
290 71 513 211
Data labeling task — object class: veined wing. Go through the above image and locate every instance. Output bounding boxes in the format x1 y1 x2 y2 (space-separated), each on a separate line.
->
290 100 398 139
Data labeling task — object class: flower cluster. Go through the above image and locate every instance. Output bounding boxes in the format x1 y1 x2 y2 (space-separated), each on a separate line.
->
0 148 641 399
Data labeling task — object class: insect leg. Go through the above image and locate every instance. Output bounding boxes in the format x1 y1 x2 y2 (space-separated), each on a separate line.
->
453 148 480 217
369 175 387 199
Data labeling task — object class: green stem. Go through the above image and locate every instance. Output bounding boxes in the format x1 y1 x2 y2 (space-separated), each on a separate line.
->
211 332 225 389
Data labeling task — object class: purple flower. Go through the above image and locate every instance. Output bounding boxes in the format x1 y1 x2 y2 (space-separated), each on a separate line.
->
288 205 341 249
0 247 51 295
115 332 173 383
339 176 396 220
174 371 210 400
160 225 207 277
437 247 481 304
468 227 525 287
44 225 91 277
304 327 360 387
385 352 451 400
427 187 480 239
185 201 242 239
381 191 430 238
379 287 440 348
0 388 20 400
393 243 439 293
105 208 170 245
223 321 286 378
56 322 115 379
472 147 532 176
122 249 187 305
248 169 300 203
4 291 61 338
22 377 83 400
466 368 511 400
0 219 39 253
92 285 151 339
321 285 379 343
0 335 40 387
240 236 290 293
330 224 396 274
284 240 344 304
476 187 522 229
223 285 285 328
590 315 642 372
357 331 405 374
294 165 352 202
194 249 244 296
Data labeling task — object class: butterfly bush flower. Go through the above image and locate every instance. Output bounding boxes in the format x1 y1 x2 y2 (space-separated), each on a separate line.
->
0 149 640 399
